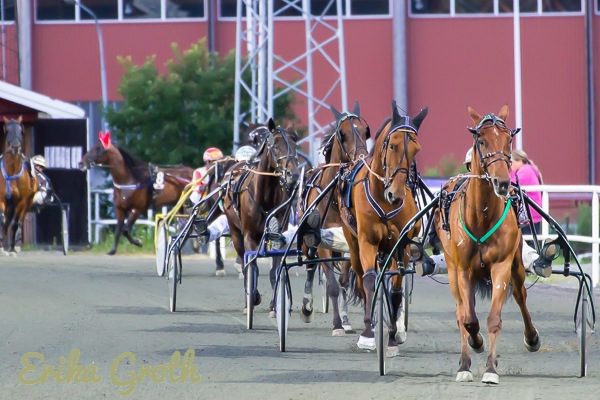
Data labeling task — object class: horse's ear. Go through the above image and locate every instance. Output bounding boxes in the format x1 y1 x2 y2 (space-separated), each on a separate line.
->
511 128 521 138
391 101 401 125
498 104 509 121
267 118 276 132
329 105 343 121
467 106 481 125
353 101 360 117
290 130 299 142
412 107 429 131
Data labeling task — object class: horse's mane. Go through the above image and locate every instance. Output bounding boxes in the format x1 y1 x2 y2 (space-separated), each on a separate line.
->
116 146 148 182
368 117 392 157
319 123 337 163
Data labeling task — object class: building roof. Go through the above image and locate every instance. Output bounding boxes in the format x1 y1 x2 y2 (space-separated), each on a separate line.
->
0 80 85 119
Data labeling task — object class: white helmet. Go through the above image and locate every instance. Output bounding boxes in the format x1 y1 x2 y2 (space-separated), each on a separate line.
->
463 148 473 165
235 145 257 162
31 155 47 168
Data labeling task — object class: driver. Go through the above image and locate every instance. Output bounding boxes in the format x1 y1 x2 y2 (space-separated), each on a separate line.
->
31 155 54 206
190 147 225 205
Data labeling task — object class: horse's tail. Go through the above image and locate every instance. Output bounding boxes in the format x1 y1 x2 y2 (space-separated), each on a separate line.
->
344 268 364 307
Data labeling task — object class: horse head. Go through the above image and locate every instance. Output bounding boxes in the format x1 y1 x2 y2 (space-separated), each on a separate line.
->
326 101 370 163
79 131 115 170
376 102 427 206
467 105 519 197
257 118 300 191
3 117 24 155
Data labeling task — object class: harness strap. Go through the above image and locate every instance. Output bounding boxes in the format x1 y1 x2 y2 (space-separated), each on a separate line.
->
1 158 25 199
363 178 403 221
458 199 511 244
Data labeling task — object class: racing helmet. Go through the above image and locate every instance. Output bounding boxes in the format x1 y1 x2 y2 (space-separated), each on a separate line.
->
203 147 224 163
464 148 473 165
31 154 47 169
235 145 257 162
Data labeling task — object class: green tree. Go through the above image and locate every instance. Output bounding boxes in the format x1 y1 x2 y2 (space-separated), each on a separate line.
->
106 38 295 166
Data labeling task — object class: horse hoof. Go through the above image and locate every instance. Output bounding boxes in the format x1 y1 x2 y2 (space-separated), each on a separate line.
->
395 330 407 345
481 372 499 384
132 240 143 247
342 323 354 333
385 346 400 358
300 306 313 323
242 307 247 315
0 249 9 256
269 310 276 319
468 333 485 353
215 269 226 277
107 250 116 256
238 272 244 280
455 370 473 382
524 329 541 352
9 251 17 257
235 263 243 274
332 329 345 337
357 335 376 350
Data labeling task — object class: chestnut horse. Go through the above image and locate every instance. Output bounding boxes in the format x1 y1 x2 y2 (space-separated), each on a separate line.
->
80 132 193 255
340 102 428 354
223 119 300 313
433 105 539 384
0 117 36 255
300 102 370 335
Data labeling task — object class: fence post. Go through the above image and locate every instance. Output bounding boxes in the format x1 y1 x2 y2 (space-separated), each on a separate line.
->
592 191 599 287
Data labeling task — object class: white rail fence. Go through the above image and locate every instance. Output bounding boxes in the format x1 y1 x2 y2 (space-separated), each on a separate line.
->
92 185 600 287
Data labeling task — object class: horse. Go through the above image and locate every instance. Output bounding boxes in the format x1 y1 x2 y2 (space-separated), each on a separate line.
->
339 102 428 355
223 119 300 314
299 101 370 336
0 117 37 256
80 131 193 255
433 105 540 384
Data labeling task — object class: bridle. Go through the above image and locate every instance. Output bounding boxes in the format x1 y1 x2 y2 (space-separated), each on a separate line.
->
380 116 418 190
255 125 298 191
325 113 369 162
3 120 24 155
468 113 520 179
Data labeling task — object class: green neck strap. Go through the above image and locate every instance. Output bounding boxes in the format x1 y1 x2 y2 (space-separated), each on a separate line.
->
459 199 511 244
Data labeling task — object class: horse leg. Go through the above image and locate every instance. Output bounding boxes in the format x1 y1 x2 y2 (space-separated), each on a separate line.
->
269 254 282 318
230 225 261 311
300 264 317 323
450 262 479 382
512 258 541 352
108 208 126 255
339 260 353 332
385 259 405 357
483 261 513 384
356 242 378 351
323 260 345 336
0 209 5 255
122 209 143 247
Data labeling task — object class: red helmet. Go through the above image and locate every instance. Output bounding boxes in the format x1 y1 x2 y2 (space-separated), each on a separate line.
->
203 147 224 163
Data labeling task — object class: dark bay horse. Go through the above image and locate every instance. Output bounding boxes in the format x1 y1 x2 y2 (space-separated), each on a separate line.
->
300 102 370 336
223 119 300 313
433 105 539 384
80 131 193 255
340 102 428 354
0 117 36 255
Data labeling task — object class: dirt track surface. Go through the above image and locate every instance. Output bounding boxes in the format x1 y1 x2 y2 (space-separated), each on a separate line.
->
1 252 599 399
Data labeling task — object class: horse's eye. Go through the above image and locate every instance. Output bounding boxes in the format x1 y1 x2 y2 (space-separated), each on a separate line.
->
478 140 484 146
389 144 396 151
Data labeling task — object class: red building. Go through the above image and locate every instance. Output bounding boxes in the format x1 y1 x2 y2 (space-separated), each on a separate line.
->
1 0 599 184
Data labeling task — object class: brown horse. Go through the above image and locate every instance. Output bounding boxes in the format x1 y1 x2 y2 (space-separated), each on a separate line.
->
433 105 540 384
299 102 370 336
223 119 300 314
80 131 193 255
340 102 428 354
0 117 37 255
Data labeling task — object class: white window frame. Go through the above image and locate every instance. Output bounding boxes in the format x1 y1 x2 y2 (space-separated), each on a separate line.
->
408 0 585 18
34 0 207 24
